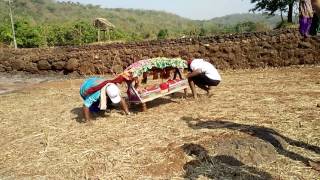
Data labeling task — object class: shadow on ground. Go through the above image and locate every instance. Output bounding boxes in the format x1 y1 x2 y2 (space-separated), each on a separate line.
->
71 107 111 123
182 117 320 166
129 97 179 113
72 97 179 123
182 143 272 179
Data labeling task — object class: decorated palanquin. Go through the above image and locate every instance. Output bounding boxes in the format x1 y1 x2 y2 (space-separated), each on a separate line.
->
83 57 189 111
122 57 189 107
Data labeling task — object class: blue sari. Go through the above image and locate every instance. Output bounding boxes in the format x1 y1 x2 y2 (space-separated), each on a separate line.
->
80 77 104 112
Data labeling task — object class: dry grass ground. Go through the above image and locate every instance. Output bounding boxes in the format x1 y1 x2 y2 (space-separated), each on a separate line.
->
0 66 319 179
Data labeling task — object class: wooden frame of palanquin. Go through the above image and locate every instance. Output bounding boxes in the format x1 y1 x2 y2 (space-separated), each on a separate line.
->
126 67 188 111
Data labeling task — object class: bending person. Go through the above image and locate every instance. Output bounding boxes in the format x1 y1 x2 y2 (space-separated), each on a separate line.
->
80 77 130 123
187 59 221 99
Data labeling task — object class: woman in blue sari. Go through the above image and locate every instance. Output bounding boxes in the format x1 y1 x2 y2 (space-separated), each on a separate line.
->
80 77 130 123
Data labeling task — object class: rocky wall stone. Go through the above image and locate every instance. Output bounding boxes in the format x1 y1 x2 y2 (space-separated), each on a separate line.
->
0 29 319 75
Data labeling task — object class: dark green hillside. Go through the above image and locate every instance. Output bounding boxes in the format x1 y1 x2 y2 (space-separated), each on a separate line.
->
0 0 282 47
208 13 281 27
0 0 197 37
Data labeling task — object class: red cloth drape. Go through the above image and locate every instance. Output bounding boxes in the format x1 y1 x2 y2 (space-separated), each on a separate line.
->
84 75 127 96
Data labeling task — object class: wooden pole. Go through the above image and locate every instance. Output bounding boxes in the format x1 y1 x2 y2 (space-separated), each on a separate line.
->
107 28 110 41
97 29 100 42
8 0 17 49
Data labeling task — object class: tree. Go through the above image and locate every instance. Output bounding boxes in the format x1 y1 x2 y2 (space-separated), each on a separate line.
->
235 21 256 33
73 21 96 45
103 29 130 41
234 21 270 33
250 0 297 23
14 20 45 48
199 27 207 36
157 29 169 40
0 21 13 45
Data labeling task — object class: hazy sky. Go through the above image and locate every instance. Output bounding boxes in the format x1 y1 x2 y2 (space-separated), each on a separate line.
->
61 0 254 20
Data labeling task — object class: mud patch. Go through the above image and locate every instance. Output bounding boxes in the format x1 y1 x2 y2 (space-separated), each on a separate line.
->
194 134 278 166
144 142 187 177
181 143 273 179
143 133 278 178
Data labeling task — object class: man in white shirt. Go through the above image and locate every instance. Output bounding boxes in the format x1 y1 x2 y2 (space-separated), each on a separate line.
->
187 59 221 99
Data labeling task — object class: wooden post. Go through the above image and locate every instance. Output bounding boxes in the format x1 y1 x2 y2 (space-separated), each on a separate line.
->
107 28 110 41
8 0 17 49
97 30 100 42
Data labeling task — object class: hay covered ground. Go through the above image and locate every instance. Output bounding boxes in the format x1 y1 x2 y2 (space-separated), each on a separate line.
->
0 66 319 179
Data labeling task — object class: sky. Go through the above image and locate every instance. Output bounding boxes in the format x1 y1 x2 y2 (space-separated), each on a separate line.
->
60 0 254 20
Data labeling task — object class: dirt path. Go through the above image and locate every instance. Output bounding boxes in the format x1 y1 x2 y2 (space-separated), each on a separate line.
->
0 73 69 94
0 66 319 179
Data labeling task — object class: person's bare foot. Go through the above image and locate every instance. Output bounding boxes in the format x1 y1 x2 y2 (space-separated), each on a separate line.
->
193 94 198 99
206 89 210 95
206 88 214 98
309 161 320 171
205 86 210 95
207 91 214 98
85 120 94 126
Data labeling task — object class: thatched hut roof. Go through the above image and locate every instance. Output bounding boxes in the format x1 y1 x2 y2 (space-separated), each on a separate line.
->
94 18 115 30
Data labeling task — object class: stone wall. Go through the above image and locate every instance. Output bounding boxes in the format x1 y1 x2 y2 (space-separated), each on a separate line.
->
0 29 319 75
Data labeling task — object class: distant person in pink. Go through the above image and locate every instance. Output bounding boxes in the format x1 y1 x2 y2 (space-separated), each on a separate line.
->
299 0 314 37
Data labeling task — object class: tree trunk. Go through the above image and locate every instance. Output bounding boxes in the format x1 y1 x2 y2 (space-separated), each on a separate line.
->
287 3 294 23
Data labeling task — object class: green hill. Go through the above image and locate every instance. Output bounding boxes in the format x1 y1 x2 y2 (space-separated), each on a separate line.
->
208 13 282 28
0 0 198 38
0 0 283 47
